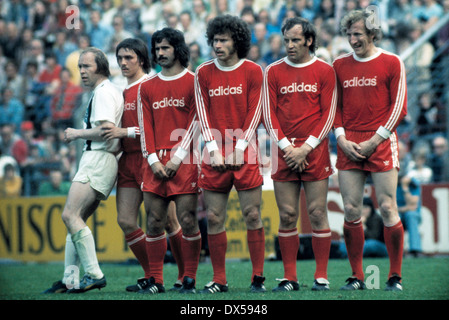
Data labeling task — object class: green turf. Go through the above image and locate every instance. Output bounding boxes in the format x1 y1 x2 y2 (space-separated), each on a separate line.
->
1 256 448 301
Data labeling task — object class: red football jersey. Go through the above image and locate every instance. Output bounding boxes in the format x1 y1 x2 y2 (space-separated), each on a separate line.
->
137 69 197 159
333 49 407 134
263 56 337 149
121 74 149 153
195 59 263 153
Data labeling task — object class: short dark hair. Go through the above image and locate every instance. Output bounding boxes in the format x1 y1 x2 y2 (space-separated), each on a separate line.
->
206 14 251 59
116 38 151 74
81 47 111 77
151 28 190 68
281 17 317 54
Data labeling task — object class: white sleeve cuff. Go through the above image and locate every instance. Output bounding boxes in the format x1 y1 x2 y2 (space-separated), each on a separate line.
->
235 139 248 151
334 127 346 139
278 137 291 150
174 147 189 161
147 153 159 166
376 126 391 139
305 136 320 149
206 140 219 153
127 127 138 138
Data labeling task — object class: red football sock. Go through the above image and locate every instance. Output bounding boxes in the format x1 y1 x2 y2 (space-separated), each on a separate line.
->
208 231 227 285
312 228 331 280
125 228 151 278
247 228 265 280
343 219 365 280
146 232 167 285
278 228 299 282
182 231 202 280
168 227 184 281
384 220 404 279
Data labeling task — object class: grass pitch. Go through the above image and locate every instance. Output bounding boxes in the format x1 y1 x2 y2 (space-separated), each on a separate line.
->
1 256 448 302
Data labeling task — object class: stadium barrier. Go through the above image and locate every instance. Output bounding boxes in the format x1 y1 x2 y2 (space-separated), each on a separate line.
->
1 184 448 262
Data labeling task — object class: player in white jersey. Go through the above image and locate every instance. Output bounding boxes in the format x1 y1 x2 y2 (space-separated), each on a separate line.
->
43 47 124 293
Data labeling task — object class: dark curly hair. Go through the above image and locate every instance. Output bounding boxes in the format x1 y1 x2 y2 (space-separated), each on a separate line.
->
281 17 318 54
151 28 190 68
206 14 251 59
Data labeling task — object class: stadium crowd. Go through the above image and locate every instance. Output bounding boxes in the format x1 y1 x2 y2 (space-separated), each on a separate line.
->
0 0 448 198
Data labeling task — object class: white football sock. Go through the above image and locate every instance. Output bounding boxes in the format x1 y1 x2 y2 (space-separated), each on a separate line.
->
63 233 80 287
72 226 104 280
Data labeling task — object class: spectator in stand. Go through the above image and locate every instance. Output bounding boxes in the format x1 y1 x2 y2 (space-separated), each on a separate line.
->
252 22 271 57
180 10 202 46
110 15 134 43
118 0 141 36
262 33 285 66
38 51 62 96
27 0 50 40
413 0 444 31
257 8 281 37
19 38 45 76
188 42 206 72
0 123 28 167
88 10 113 53
0 163 22 198
2 21 21 61
52 29 77 67
0 60 23 100
428 136 449 183
139 0 163 36
416 91 445 137
0 87 24 134
38 168 71 196
397 171 423 257
50 68 83 129
408 144 434 184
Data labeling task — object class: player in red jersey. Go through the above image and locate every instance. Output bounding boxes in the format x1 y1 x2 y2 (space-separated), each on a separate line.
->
100 38 184 292
195 15 266 294
137 28 200 294
333 10 407 291
263 17 337 292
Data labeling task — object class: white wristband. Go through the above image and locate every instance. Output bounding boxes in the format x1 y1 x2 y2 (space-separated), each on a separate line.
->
235 139 248 151
278 137 291 150
376 126 391 139
147 153 159 166
334 127 346 139
305 135 320 149
206 140 219 153
174 147 188 161
127 127 136 138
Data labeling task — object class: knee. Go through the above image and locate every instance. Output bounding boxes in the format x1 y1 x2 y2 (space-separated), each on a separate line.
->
179 209 198 233
206 208 225 229
117 215 137 234
378 199 398 220
147 211 166 234
279 205 298 227
242 206 262 227
343 202 361 221
308 205 328 229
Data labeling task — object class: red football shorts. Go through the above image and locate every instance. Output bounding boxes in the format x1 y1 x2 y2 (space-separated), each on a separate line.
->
271 137 333 182
336 129 400 172
117 151 144 189
141 149 199 197
199 146 263 193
